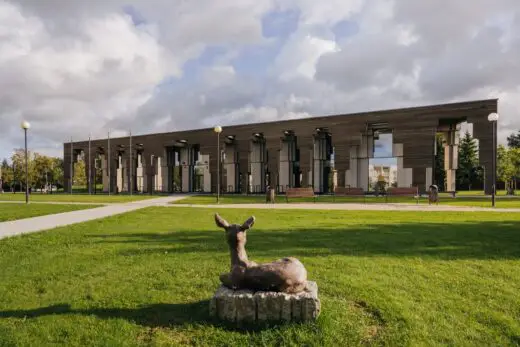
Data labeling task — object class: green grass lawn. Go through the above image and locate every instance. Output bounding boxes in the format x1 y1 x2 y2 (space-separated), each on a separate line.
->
0 203 101 222
0 193 156 204
172 194 520 208
1 207 519 346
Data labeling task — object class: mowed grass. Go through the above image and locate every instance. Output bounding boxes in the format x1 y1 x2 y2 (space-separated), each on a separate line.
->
173 194 520 208
0 203 101 222
0 193 156 204
1 208 520 346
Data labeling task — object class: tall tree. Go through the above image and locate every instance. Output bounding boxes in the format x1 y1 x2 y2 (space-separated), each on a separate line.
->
507 131 520 149
456 131 479 190
73 160 87 187
1 159 13 189
434 134 446 189
498 145 512 182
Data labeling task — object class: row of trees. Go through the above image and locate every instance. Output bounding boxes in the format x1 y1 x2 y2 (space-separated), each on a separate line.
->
499 131 520 193
1 149 66 192
0 149 98 193
434 130 520 193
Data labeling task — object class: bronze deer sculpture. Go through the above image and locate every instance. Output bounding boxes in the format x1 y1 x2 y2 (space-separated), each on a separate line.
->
214 213 308 294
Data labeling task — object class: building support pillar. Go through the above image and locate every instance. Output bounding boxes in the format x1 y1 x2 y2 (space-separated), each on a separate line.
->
443 125 460 192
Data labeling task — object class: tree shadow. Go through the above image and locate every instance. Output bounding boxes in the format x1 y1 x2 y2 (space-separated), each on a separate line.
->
88 220 520 260
0 301 294 332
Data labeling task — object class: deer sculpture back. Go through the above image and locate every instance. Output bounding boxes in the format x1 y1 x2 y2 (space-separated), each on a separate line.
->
214 213 308 294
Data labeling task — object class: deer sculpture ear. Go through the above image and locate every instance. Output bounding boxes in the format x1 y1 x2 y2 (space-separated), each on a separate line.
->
240 216 255 230
215 213 230 229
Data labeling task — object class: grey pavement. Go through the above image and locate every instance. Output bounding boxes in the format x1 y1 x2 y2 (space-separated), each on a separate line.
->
0 195 188 240
169 202 520 212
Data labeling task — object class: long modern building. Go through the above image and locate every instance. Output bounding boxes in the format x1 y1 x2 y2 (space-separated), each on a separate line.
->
64 99 498 195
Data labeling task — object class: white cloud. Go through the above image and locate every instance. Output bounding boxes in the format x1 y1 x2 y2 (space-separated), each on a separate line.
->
1 0 520 160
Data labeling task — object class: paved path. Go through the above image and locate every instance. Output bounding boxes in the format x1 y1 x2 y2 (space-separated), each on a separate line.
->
169 202 520 212
0 196 188 240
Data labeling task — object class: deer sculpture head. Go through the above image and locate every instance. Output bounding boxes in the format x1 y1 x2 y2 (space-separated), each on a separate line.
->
215 213 255 267
214 213 308 293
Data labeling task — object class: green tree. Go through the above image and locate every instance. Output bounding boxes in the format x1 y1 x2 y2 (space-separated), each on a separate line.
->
498 145 515 192
507 131 520 149
10 148 38 189
49 157 64 189
73 160 87 187
32 153 55 191
456 131 479 190
1 159 14 189
434 134 446 189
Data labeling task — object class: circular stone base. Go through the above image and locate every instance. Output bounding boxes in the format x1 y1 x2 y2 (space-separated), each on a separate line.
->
209 281 320 323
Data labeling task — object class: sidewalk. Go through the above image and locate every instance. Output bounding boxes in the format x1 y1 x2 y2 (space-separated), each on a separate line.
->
169 202 520 212
0 196 188 240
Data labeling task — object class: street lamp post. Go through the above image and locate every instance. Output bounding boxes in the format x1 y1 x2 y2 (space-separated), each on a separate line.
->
488 112 499 207
214 126 222 203
21 120 30 204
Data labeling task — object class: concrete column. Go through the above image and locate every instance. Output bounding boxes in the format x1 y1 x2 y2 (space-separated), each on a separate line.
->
471 118 495 195
443 126 460 192
159 156 169 193
393 143 413 187
312 134 333 193
346 146 358 188
425 167 433 188
101 154 109 192
180 147 194 193
198 154 211 192
279 140 290 191
154 156 162 192
249 140 265 193
116 155 123 193
350 134 372 191
136 153 144 192
266 138 280 192
224 145 238 193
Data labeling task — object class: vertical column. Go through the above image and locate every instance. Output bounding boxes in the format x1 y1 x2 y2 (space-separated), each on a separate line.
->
354 133 373 191
238 141 249 194
63 143 72 193
443 125 459 192
116 155 123 193
199 153 211 192
144 153 156 193
100 154 108 192
180 146 195 193
298 136 313 188
346 146 358 188
266 137 280 192
472 119 494 195
136 152 143 192
249 140 265 193
224 145 237 193
394 143 413 187
160 153 169 193
279 140 290 191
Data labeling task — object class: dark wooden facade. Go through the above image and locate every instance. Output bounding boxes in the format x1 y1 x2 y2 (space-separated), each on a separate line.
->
63 99 498 194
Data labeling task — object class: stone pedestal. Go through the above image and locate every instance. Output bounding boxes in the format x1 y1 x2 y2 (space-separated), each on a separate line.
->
209 281 320 324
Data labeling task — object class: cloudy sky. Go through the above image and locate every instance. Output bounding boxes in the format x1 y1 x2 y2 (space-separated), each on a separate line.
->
1 0 519 160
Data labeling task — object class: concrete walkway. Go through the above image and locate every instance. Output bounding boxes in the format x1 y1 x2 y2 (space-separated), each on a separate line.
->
0 196 188 240
169 202 520 213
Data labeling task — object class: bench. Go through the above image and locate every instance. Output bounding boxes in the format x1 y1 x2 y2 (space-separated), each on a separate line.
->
385 187 419 204
332 187 365 203
285 187 316 203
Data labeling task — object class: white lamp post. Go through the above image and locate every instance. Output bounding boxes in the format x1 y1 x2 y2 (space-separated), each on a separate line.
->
21 120 30 204
214 126 222 203
488 112 499 207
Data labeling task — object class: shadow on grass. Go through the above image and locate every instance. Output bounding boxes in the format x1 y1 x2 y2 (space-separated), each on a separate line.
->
0 302 312 332
89 220 520 260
